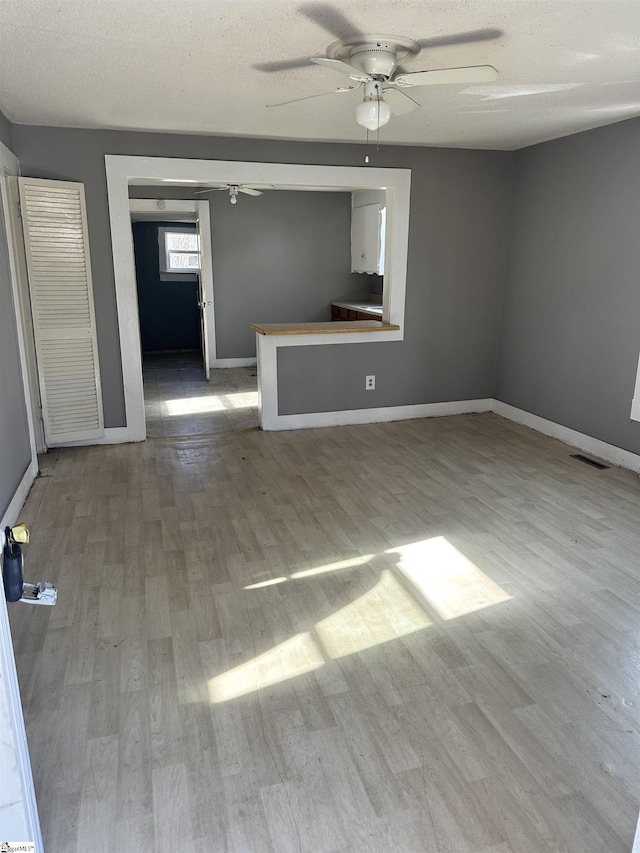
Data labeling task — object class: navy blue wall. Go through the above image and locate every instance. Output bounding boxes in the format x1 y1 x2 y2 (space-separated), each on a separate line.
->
133 221 200 352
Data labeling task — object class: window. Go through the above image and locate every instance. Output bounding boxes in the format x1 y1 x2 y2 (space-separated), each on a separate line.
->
158 227 200 274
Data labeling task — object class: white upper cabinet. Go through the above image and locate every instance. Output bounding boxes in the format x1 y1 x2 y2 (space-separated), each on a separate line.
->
351 202 385 275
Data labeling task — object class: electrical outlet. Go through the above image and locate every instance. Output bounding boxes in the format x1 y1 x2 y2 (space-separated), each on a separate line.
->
365 375 375 390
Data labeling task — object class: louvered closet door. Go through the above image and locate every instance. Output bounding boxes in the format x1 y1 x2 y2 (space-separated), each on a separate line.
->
19 178 104 444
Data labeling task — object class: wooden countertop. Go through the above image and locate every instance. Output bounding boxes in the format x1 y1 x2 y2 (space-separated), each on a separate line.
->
251 321 400 336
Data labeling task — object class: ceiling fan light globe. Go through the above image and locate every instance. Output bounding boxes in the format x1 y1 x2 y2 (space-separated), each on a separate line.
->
230 195 237 204
354 98 392 131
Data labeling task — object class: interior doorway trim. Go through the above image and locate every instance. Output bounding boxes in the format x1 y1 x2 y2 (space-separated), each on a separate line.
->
0 141 41 461
106 155 410 442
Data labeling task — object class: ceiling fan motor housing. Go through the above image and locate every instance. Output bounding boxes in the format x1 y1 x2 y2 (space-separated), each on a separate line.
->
349 45 398 78
327 34 421 79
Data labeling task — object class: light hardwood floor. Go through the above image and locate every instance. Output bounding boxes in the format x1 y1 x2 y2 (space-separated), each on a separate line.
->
143 351 258 437
8 412 640 852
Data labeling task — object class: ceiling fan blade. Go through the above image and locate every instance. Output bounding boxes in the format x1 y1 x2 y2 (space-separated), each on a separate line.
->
247 185 276 190
266 85 358 108
395 65 499 88
383 87 421 115
310 56 370 81
417 28 503 49
238 187 263 197
300 2 363 40
194 186 228 195
253 57 314 73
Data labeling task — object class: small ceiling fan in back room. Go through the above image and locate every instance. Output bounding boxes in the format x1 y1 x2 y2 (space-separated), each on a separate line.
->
195 184 275 204
256 2 502 133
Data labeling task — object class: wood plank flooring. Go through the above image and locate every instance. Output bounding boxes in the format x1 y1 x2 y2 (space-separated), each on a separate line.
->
143 351 258 437
8 412 640 852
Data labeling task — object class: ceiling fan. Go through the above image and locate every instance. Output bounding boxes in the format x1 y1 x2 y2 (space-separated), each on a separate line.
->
195 184 274 204
259 3 501 131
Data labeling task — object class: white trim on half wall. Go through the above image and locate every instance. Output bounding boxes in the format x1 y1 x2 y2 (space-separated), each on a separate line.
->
269 399 494 431
260 398 639 472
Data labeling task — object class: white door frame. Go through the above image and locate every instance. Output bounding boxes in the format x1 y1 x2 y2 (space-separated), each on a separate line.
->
106 155 410 442
0 140 44 850
129 198 216 377
0 142 42 460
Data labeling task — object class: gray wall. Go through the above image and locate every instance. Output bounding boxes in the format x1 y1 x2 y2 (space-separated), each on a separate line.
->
279 148 514 414
11 125 514 425
5 119 638 452
0 110 12 150
496 118 640 453
208 190 362 358
0 196 31 517
130 186 365 359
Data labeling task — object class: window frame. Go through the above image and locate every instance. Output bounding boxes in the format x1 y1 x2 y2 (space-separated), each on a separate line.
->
158 225 200 275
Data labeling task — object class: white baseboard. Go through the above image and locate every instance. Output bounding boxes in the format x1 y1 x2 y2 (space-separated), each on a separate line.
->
267 399 493 431
0 463 37 530
493 400 640 473
267 398 639 473
212 358 257 369
38 398 638 475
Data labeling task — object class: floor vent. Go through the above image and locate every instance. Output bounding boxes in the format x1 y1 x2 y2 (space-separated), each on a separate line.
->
571 453 610 470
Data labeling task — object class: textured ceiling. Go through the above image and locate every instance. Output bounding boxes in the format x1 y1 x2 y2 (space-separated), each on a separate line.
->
0 0 638 150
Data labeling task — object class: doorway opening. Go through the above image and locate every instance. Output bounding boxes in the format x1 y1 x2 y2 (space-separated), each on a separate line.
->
130 203 258 437
110 157 409 440
141 351 258 438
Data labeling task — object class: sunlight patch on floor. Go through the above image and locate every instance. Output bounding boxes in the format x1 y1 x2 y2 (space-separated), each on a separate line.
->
243 555 373 590
210 537 511 703
290 554 374 580
163 392 258 416
244 576 288 590
210 571 431 702
208 631 324 703
389 536 512 620
314 570 432 659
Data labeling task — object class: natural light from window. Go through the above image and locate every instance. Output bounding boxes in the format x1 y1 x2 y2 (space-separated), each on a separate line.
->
159 228 200 273
290 554 374 580
314 570 432 660
209 571 431 703
244 576 288 590
163 392 258 416
390 536 512 620
208 631 325 704
208 537 512 704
